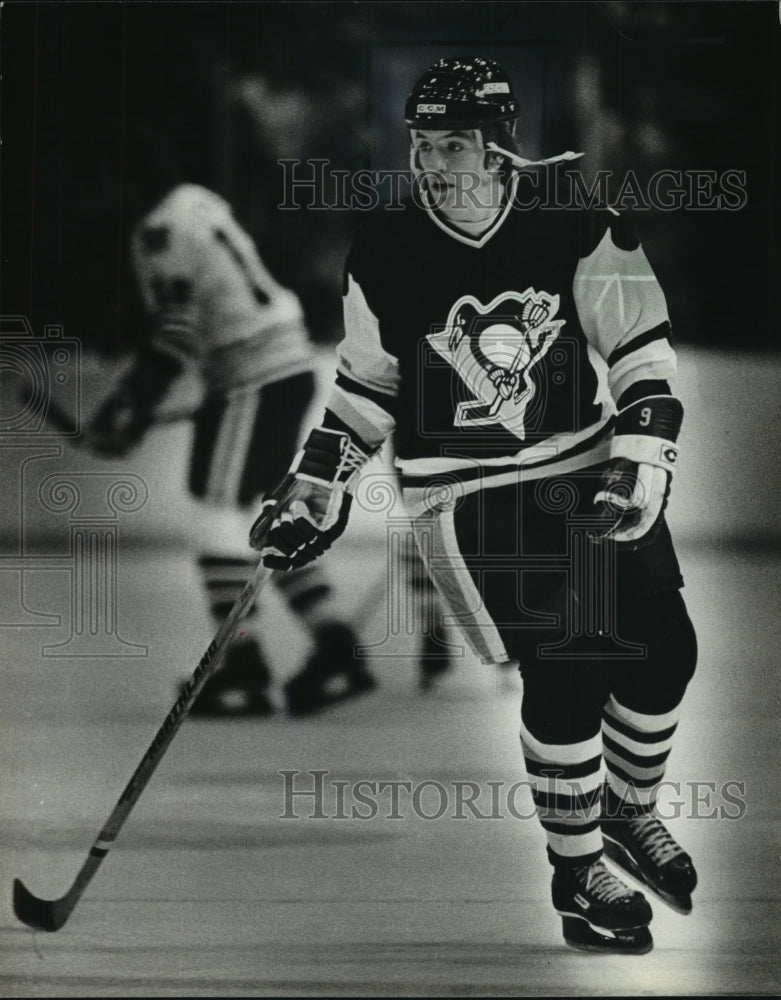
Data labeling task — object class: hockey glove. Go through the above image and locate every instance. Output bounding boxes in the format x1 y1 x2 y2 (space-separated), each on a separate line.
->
249 427 372 571
594 395 683 542
87 348 182 456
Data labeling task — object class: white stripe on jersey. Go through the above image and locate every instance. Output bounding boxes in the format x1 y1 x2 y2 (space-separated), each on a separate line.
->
338 275 400 396
574 227 676 401
608 340 678 403
204 387 259 505
411 506 512 667
326 383 396 450
398 421 612 518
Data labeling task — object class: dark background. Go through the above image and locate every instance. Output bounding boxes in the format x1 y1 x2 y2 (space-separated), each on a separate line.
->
2 1 779 349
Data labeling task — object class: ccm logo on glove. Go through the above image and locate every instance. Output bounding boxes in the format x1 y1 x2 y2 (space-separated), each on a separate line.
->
249 427 372 571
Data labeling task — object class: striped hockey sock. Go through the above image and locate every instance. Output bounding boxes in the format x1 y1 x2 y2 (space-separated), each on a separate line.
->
198 555 332 626
601 694 679 814
198 554 259 622
520 721 604 860
272 564 331 623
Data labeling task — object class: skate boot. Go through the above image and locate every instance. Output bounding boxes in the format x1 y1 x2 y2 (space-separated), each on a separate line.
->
602 789 697 915
550 850 653 954
285 623 376 717
187 637 275 718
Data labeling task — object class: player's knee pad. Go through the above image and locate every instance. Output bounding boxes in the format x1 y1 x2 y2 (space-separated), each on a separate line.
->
647 589 698 688
613 589 698 712
520 658 611 745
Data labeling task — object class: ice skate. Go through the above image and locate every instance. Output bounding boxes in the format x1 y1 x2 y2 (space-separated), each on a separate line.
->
602 792 697 915
186 637 275 718
284 623 376 717
551 853 653 954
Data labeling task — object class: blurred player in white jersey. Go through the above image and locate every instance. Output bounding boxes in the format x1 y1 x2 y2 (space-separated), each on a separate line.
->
248 57 699 951
85 137 376 717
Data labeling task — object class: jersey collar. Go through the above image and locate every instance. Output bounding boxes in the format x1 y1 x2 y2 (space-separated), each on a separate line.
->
420 171 520 249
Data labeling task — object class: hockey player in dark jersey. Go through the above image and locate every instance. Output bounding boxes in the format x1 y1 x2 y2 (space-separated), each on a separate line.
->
249 57 698 952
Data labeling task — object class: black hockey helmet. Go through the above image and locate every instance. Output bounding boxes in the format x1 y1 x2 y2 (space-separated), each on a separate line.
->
405 57 519 132
406 57 584 177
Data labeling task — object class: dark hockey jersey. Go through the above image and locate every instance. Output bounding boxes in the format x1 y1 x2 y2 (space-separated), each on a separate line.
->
326 172 676 491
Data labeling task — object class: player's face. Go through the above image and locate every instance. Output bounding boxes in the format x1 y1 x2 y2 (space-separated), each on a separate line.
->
410 129 501 214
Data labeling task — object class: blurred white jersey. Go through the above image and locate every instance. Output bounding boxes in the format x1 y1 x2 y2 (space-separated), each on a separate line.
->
130 184 311 391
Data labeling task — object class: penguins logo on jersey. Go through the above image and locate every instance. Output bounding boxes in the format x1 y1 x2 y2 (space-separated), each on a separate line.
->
427 288 564 438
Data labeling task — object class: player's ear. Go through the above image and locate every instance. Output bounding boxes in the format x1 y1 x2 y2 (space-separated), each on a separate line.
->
484 149 505 173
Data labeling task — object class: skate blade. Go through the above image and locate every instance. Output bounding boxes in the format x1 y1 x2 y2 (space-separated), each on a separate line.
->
184 684 276 719
603 836 693 916
561 916 653 955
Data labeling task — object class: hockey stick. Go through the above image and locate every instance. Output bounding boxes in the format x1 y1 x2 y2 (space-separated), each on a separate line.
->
20 392 196 445
79 403 195 436
13 557 275 932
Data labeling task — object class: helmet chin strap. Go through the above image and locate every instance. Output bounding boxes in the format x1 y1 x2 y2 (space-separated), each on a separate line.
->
485 142 584 168
408 134 584 185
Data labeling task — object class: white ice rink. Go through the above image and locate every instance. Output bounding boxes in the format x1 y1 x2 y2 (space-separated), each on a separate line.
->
1 349 780 996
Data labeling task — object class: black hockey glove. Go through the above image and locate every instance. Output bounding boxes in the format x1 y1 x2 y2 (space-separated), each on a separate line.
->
594 395 683 542
249 427 372 571
86 348 182 456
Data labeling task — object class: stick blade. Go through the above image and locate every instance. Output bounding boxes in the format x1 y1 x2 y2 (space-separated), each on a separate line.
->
13 878 69 932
